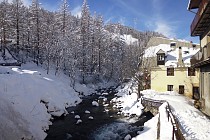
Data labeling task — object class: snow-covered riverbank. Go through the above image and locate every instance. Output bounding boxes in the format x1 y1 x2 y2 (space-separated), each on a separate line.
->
0 63 83 139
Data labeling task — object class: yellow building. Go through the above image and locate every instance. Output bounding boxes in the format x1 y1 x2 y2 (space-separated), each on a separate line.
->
151 67 199 98
149 43 200 99
188 0 210 116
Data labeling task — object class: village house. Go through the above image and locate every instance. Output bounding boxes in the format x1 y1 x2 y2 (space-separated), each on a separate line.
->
143 39 200 98
188 0 210 116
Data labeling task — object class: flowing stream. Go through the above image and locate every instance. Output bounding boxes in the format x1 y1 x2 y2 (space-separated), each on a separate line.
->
45 88 153 140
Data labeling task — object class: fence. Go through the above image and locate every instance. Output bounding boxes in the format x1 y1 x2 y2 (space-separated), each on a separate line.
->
141 97 185 140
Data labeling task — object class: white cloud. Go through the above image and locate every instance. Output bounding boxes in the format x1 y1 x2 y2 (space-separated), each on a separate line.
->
154 20 176 38
72 5 82 18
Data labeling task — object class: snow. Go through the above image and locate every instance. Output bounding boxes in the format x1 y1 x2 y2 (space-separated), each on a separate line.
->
66 133 72 139
92 101 99 107
75 115 80 119
102 92 109 96
85 110 90 114
144 44 171 58
76 119 82 124
132 115 159 140
139 89 210 140
124 134 132 140
0 63 82 139
144 44 199 67
117 81 210 140
88 116 94 120
122 34 138 45
113 82 144 117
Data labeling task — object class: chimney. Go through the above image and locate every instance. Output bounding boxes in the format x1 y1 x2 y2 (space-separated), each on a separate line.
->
178 46 185 67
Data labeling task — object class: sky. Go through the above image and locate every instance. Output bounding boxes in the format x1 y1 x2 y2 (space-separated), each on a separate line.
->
4 0 199 43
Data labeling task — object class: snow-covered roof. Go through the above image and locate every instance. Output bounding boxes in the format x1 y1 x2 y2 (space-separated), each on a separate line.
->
165 47 199 67
144 44 172 58
144 44 200 67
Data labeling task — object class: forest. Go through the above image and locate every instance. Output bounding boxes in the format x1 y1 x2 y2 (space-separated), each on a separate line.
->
0 0 164 86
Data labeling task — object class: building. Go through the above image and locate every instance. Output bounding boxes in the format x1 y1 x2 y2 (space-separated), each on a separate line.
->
143 37 199 69
188 0 210 116
145 42 200 98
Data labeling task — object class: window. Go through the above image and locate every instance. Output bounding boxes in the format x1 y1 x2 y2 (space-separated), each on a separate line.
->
167 85 173 91
170 43 176 47
179 85 184 94
157 54 165 61
192 44 196 49
157 54 165 65
167 68 174 76
188 67 195 76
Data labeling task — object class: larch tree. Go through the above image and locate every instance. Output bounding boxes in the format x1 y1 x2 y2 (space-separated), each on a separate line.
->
0 0 12 56
29 0 42 65
80 0 91 83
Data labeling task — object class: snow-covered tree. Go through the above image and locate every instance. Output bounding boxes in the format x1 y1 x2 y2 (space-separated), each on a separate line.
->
0 0 12 56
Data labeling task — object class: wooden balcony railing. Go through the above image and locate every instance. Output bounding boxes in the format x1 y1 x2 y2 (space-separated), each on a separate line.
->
191 42 210 66
190 0 209 36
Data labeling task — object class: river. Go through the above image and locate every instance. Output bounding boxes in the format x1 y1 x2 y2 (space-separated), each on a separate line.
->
45 88 153 140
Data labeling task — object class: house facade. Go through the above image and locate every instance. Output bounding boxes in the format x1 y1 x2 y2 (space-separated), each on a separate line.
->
148 42 199 98
188 0 210 116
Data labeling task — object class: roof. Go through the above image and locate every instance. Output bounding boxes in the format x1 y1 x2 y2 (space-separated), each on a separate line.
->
144 44 200 67
156 49 165 54
188 0 201 10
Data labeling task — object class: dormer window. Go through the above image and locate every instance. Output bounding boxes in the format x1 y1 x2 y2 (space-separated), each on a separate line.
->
170 42 176 47
192 44 196 50
156 49 165 65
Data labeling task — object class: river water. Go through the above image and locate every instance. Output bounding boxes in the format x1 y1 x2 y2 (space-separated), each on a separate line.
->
45 88 153 140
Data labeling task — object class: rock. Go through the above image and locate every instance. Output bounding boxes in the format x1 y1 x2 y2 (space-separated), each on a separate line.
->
88 116 94 120
76 119 82 124
92 101 99 107
124 134 131 140
66 133 72 139
85 110 90 114
75 115 80 119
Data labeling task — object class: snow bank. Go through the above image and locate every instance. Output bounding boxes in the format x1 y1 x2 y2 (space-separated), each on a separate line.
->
114 81 144 117
132 115 159 140
0 63 81 139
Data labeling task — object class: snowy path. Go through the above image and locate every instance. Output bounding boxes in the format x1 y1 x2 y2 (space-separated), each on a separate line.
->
142 90 210 140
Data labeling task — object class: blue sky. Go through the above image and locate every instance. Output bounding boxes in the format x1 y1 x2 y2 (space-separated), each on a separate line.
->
19 0 199 43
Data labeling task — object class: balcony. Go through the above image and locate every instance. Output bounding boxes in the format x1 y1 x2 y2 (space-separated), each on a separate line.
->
191 42 210 67
190 0 210 36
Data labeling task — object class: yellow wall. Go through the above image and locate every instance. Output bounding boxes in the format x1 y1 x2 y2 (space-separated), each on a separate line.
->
151 67 199 98
201 36 208 47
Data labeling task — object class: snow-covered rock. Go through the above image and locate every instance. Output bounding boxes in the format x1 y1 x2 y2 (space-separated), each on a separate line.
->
75 115 80 119
88 116 94 120
124 134 131 140
85 110 90 114
66 133 72 139
76 119 82 124
102 92 109 96
92 101 99 107
103 98 108 102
